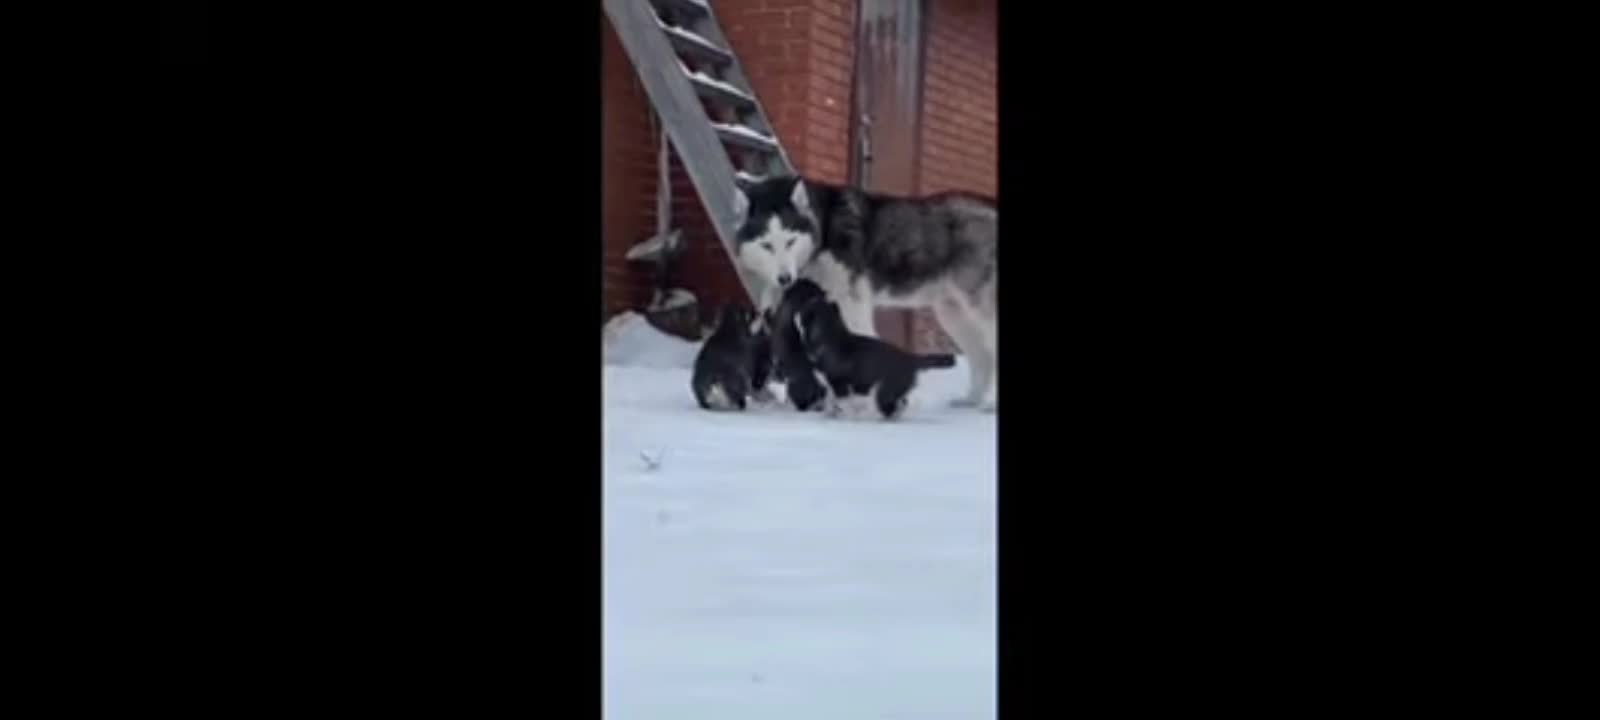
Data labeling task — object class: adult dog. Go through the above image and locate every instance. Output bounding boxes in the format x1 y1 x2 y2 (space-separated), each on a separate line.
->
733 175 997 410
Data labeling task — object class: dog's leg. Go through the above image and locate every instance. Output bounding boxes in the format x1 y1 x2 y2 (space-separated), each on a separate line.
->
957 286 998 412
837 292 878 339
823 378 848 418
934 296 993 408
973 296 998 412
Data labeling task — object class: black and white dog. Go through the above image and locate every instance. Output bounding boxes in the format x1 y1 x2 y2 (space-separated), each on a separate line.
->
764 278 830 412
733 175 998 411
796 298 957 420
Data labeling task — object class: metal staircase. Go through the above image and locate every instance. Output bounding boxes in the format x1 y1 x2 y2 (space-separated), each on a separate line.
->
603 0 801 306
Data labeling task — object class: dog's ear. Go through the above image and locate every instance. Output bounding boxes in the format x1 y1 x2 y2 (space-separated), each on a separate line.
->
789 178 811 216
732 186 749 220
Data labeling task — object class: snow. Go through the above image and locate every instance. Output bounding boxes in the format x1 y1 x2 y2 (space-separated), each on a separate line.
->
604 311 702 369
604 315 997 719
735 170 766 185
626 228 684 262
655 16 730 58
679 61 754 103
711 121 778 147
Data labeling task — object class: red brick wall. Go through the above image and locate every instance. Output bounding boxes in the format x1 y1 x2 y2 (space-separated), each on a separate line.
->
601 20 657 321
721 0 857 184
919 0 997 198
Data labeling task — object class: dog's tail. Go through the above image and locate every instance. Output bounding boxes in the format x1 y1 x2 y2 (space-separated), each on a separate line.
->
915 353 957 370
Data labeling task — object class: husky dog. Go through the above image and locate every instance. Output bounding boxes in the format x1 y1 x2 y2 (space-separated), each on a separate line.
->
732 175 998 411
796 299 957 420
691 304 760 411
765 278 830 412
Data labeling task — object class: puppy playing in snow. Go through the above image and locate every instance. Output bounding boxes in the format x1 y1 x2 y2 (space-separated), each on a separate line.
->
691 304 762 411
796 298 957 420
765 278 829 412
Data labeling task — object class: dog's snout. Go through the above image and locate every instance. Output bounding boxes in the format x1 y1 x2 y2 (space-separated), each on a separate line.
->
777 273 793 287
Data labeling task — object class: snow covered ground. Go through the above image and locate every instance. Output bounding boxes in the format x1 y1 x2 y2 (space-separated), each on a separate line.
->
603 313 996 720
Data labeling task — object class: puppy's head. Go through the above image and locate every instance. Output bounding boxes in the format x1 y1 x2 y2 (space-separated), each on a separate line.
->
794 298 847 354
779 277 826 310
717 303 755 335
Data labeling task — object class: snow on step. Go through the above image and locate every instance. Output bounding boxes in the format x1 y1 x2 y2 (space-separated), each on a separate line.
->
677 60 753 103
711 121 778 147
653 14 730 57
735 170 765 185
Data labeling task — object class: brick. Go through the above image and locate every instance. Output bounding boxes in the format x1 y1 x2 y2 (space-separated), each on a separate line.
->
811 23 850 53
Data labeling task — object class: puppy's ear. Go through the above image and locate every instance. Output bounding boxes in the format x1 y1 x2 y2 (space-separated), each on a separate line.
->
732 186 749 220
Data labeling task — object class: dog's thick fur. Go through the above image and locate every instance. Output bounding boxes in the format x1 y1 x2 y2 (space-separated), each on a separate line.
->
764 278 829 412
797 299 957 420
733 175 998 411
691 304 760 411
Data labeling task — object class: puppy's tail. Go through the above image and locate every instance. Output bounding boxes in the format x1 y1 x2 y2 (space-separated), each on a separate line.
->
915 353 958 370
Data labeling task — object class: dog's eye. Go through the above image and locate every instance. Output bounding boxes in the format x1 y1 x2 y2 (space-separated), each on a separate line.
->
786 238 796 249
761 242 773 251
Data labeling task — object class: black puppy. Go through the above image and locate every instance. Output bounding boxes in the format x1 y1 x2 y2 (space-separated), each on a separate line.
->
691 304 761 411
797 299 956 419
765 279 829 411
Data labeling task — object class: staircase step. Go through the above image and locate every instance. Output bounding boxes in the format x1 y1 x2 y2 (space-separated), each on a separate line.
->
711 122 780 153
657 19 732 68
651 0 709 22
681 64 756 113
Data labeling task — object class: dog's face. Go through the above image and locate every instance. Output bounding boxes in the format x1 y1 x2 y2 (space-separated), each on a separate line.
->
733 176 817 292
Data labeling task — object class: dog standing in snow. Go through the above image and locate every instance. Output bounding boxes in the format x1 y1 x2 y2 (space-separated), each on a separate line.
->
796 298 957 420
691 304 761 411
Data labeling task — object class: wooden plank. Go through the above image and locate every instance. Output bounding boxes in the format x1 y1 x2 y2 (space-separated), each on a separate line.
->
604 0 762 304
